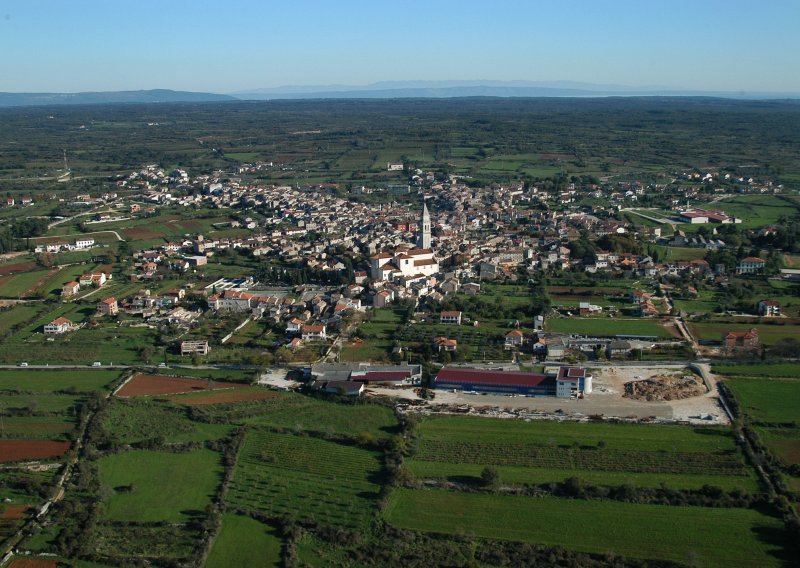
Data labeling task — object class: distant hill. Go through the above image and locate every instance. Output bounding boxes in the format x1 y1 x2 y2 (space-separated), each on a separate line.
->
232 80 800 101
0 89 236 108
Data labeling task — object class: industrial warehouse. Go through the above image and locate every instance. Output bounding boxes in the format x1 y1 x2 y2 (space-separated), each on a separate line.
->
434 366 592 398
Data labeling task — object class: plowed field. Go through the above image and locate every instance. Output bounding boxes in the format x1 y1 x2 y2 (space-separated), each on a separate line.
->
0 440 71 462
117 374 238 397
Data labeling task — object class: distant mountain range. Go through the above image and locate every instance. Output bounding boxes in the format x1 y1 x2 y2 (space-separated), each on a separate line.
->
231 80 800 100
0 89 236 107
1 82 798 108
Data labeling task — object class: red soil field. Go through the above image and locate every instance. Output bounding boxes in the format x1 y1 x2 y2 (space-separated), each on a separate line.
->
8 559 58 568
121 227 162 240
0 261 38 276
117 374 239 397
0 440 71 463
0 504 30 520
168 389 279 406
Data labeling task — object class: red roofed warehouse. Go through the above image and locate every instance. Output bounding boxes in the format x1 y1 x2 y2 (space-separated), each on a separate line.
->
434 366 591 398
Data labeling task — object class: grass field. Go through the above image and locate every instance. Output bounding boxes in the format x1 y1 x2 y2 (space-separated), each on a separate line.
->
227 429 384 528
545 317 673 338
384 489 788 567
98 449 223 522
102 399 233 444
0 370 121 392
726 378 800 424
714 363 800 378
406 416 756 490
689 321 800 346
245 395 399 439
205 513 281 568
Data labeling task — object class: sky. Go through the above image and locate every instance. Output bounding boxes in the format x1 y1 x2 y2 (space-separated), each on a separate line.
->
1 0 799 93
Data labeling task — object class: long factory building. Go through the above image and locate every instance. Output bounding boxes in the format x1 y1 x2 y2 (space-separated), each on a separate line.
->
433 366 592 398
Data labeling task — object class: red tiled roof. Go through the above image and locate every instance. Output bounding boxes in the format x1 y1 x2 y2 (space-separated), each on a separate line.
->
436 368 551 387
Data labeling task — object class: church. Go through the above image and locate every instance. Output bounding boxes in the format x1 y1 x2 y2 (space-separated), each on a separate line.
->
370 203 439 282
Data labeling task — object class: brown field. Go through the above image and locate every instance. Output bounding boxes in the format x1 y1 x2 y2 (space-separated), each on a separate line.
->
0 504 31 520
540 153 576 160
769 439 800 467
168 388 279 406
0 261 38 276
547 286 628 295
0 440 71 463
121 227 162 240
173 220 201 229
117 374 238 397
8 559 58 568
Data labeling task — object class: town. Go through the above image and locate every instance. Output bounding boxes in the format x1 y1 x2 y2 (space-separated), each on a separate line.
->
0 97 799 567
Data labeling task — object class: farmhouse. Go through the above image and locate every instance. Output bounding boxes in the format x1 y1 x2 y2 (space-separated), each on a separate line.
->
757 300 781 317
433 366 590 398
440 311 462 325
433 336 458 352
62 281 80 297
504 329 524 348
301 324 327 342
723 328 759 350
44 317 76 334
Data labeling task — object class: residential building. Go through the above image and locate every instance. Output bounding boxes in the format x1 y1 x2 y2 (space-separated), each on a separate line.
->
97 297 119 316
44 317 75 334
758 300 781 317
440 311 462 325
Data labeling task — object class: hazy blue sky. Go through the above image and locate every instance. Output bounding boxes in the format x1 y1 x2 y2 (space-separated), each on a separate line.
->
1 0 798 93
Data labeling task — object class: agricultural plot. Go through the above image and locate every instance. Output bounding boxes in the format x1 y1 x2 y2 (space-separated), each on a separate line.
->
689 321 800 346
406 416 757 491
245 394 399 439
0 440 71 463
0 369 121 392
116 373 239 397
725 378 800 425
397 324 512 362
545 317 673 338
90 522 198 563
97 448 223 522
711 195 800 229
384 489 788 567
205 513 282 568
101 399 233 444
227 429 384 528
714 362 800 378
167 386 279 406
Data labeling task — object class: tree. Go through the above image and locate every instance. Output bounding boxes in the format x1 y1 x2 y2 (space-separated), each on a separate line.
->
480 466 500 488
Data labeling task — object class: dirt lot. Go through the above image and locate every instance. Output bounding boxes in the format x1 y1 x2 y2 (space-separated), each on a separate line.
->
0 440 71 463
392 365 728 425
116 373 238 397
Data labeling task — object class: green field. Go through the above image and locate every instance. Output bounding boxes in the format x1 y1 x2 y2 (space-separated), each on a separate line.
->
244 395 399 439
714 362 800 378
102 399 233 445
689 321 800 346
544 317 673 338
0 369 121 392
384 489 787 567
726 378 800 424
98 449 223 522
406 416 756 490
227 429 384 528
205 513 282 568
